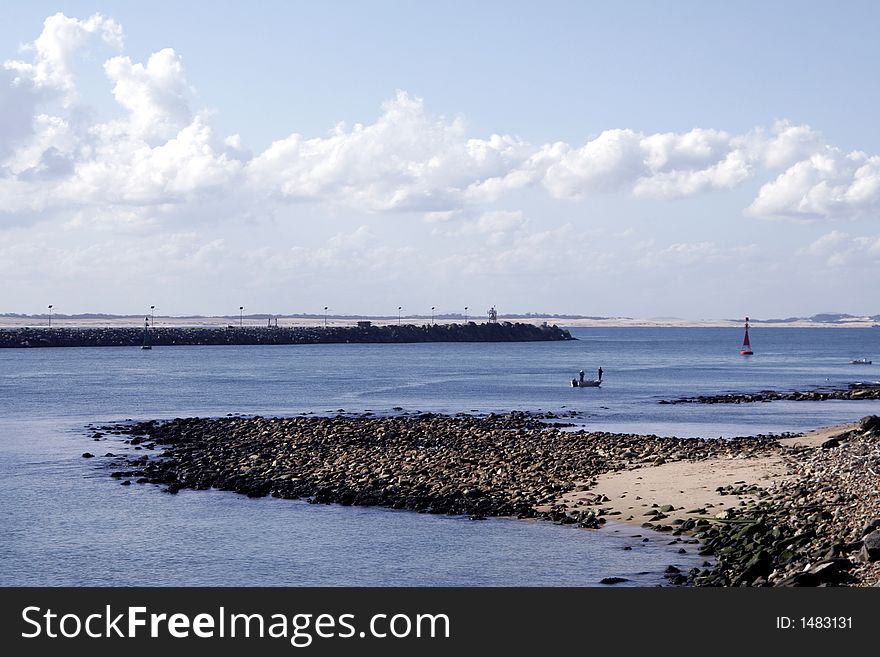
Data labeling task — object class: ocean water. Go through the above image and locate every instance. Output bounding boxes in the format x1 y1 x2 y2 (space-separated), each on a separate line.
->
1 326 879 586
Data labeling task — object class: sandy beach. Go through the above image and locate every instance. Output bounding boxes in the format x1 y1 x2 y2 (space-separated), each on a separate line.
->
557 423 856 529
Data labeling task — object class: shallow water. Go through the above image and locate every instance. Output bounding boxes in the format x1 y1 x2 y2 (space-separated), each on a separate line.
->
1 326 878 586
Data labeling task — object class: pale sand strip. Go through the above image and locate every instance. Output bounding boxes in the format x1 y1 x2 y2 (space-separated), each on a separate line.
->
552 422 859 529
2 316 877 328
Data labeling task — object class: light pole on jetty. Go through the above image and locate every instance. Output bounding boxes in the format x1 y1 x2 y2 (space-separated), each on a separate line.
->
464 306 468 322
239 306 244 327
397 306 402 325
150 305 155 326
47 304 53 327
323 307 328 328
431 306 435 325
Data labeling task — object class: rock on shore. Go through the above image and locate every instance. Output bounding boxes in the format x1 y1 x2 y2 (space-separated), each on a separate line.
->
0 322 573 348
679 416 880 587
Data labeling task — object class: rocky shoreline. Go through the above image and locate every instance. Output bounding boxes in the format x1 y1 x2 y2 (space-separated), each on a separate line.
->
669 417 880 587
0 322 573 348
660 383 880 404
85 411 880 586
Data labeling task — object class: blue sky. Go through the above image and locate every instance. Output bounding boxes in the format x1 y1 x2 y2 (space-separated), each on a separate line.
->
1 2 879 317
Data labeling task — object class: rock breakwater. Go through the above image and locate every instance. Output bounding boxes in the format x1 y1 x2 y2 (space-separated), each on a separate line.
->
660 383 880 405
0 322 573 348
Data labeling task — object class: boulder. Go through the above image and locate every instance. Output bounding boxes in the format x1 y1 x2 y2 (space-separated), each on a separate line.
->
858 530 880 563
862 519 880 536
859 415 880 434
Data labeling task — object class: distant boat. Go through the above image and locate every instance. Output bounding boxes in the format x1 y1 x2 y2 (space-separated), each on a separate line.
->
571 379 601 387
851 358 872 365
740 317 753 356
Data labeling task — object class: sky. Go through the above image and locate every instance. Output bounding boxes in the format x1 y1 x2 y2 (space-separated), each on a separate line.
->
1 1 879 318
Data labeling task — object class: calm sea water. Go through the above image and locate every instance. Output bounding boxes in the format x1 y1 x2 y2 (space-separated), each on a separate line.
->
2 326 879 586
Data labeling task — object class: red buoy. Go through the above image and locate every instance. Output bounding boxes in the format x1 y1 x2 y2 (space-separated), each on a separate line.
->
740 316 753 355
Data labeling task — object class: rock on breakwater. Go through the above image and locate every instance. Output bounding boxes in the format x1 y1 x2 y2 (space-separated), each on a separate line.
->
0 322 573 348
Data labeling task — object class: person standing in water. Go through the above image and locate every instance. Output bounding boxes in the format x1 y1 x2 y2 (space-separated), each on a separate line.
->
597 367 603 382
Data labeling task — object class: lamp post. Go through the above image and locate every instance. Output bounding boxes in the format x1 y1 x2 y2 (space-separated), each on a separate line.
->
464 306 468 322
398 306 402 325
239 306 244 327
47 304 53 327
323 306 328 328
150 305 155 327
431 306 435 325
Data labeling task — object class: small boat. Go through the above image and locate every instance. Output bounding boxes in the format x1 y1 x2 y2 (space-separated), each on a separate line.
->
571 378 601 387
740 317 753 355
851 358 872 365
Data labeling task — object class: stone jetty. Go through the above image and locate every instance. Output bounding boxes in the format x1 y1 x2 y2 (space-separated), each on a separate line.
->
91 411 880 586
660 383 880 405
0 322 573 348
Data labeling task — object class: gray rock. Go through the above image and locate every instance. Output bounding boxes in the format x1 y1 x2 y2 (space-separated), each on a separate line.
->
862 519 880 536
859 415 880 434
858 530 880 563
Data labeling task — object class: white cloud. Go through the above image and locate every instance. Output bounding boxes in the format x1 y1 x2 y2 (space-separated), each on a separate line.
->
104 48 193 141
800 230 880 266
748 149 880 220
58 116 242 206
1 11 877 241
541 129 644 198
753 121 823 169
246 90 535 212
3 12 122 102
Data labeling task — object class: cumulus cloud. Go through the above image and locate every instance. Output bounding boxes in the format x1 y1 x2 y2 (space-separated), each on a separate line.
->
1 11 877 236
538 123 817 202
1 16 244 228
3 12 122 101
748 149 880 220
104 48 193 141
542 129 644 197
58 116 242 206
246 90 535 212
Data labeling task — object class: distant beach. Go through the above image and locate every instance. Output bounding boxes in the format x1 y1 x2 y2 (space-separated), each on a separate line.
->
2 314 879 329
